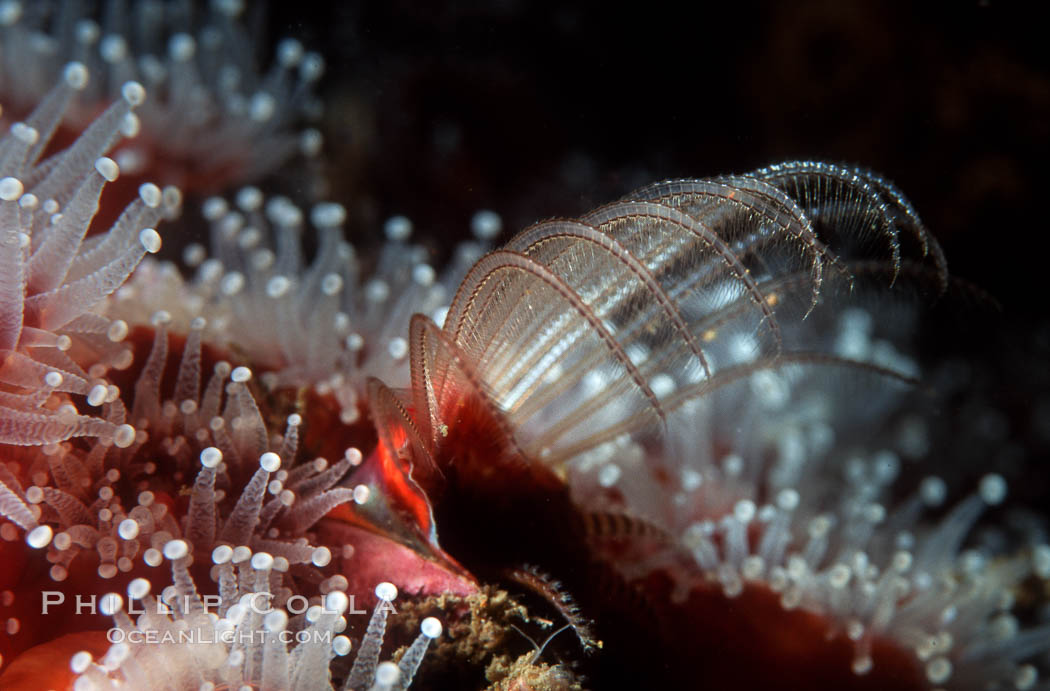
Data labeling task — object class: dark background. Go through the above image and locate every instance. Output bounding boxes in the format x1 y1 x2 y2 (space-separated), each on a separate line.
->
273 0 1047 312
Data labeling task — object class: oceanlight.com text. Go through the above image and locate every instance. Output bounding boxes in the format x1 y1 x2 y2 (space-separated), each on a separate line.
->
105 628 335 646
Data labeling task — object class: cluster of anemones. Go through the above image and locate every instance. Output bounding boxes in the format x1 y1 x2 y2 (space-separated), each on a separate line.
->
0 53 460 689
574 354 1050 687
110 188 501 425
0 0 324 196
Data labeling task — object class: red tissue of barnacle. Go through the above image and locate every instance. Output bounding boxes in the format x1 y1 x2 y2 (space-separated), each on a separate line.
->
318 377 478 598
316 424 481 603
317 520 476 606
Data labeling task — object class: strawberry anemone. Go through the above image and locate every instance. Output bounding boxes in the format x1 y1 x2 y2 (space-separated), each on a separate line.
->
0 69 469 690
0 0 326 222
1 313 476 689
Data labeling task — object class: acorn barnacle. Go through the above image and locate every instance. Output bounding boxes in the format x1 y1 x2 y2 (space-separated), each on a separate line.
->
0 17 1046 688
330 162 1049 689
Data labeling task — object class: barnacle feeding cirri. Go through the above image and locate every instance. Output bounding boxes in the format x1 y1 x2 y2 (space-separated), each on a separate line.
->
2 4 1049 691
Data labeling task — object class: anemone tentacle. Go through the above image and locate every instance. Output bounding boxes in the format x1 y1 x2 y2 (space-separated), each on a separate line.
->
0 64 180 448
